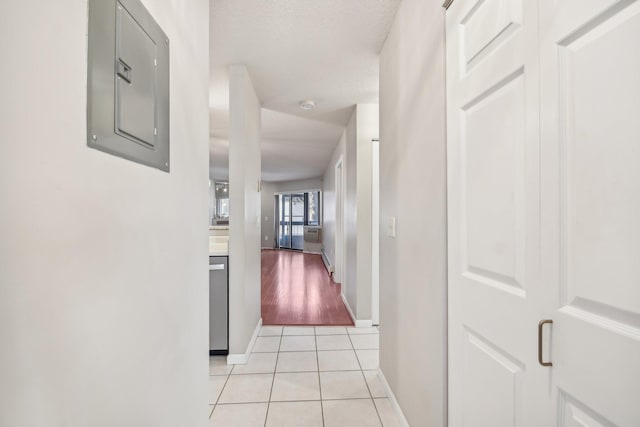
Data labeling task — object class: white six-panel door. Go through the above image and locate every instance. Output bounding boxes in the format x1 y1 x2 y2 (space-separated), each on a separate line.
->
447 0 640 425
446 0 548 425
540 0 640 425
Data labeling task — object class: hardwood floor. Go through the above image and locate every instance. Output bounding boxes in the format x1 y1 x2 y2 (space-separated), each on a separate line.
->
261 249 353 326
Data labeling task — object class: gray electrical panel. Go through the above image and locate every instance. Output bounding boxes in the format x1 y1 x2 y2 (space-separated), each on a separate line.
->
87 0 170 172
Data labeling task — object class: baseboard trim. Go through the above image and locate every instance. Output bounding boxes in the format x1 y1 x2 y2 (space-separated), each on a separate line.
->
355 319 373 328
303 250 323 255
378 367 410 427
227 317 262 365
341 293 356 325
339 294 372 327
321 249 334 273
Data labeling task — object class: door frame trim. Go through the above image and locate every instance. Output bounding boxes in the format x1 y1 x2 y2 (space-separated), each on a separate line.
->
334 156 345 287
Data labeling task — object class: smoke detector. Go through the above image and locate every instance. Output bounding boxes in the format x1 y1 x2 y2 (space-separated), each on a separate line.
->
299 100 315 110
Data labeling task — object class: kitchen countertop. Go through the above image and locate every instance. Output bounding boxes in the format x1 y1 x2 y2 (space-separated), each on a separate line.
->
209 236 229 256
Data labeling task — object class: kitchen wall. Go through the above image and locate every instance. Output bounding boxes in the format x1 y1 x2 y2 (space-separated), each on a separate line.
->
378 0 448 425
209 180 230 227
260 177 324 249
209 136 230 226
0 0 210 425
228 65 262 360
209 179 216 226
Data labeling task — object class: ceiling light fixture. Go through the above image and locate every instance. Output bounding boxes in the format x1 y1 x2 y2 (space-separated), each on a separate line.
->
299 100 315 110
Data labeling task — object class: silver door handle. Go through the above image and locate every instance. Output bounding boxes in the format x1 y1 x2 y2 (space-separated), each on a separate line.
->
538 319 553 367
209 264 225 271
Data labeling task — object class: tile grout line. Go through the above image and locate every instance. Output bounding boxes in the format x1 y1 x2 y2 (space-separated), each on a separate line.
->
230 367 363 375
346 330 384 427
263 330 283 427
314 326 326 427
211 365 232 415
214 397 376 406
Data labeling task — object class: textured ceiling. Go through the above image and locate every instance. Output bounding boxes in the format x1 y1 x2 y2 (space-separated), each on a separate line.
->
209 109 344 182
209 0 400 181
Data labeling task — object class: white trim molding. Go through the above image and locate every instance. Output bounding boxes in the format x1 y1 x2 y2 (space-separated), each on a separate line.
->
227 318 262 365
378 367 410 427
355 319 373 328
341 293 356 324
321 249 334 273
340 294 373 328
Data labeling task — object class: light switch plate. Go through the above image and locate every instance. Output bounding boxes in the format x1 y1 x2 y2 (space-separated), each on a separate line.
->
387 216 396 238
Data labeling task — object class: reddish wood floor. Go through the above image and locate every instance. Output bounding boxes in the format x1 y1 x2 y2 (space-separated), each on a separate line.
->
261 250 353 326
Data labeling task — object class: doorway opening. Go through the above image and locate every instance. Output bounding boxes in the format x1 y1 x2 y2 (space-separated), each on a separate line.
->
275 191 321 251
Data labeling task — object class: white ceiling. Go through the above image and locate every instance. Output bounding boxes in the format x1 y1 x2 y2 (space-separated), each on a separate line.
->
208 109 344 182
209 0 401 182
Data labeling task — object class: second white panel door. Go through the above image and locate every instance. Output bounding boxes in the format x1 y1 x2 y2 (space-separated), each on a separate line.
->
540 0 640 425
446 0 551 425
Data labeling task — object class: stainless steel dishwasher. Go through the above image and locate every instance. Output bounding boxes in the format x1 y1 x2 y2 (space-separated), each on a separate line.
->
209 256 228 355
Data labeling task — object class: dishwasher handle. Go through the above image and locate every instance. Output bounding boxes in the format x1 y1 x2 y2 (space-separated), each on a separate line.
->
209 264 225 271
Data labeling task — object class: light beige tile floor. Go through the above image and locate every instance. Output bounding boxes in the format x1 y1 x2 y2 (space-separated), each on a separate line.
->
209 325 401 426
316 334 353 351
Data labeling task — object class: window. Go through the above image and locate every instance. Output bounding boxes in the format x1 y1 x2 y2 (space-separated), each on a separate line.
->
276 190 322 250
306 191 321 226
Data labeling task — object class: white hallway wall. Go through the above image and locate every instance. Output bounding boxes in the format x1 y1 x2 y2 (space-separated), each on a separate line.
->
345 108 358 314
228 65 262 359
323 105 378 323
379 0 447 425
322 131 346 269
0 0 210 425
355 104 378 321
